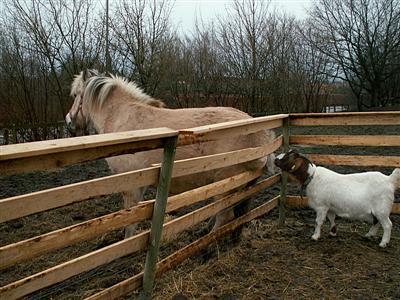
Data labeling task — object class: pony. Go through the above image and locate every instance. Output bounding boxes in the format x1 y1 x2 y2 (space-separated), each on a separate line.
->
66 69 276 237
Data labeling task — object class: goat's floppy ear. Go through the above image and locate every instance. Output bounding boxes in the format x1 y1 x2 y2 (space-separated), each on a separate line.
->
291 157 304 171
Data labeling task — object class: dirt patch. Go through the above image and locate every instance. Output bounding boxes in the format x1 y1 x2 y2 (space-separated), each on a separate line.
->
152 211 400 300
0 124 399 299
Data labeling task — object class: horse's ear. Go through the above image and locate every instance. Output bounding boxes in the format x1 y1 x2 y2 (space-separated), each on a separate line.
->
82 69 89 81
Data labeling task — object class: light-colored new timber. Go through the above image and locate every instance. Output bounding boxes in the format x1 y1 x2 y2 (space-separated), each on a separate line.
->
0 177 274 299
0 136 281 223
0 128 177 160
0 171 269 269
308 154 400 168
178 115 286 145
290 111 400 126
0 167 160 223
0 140 166 176
172 136 282 178
85 197 279 300
290 135 400 147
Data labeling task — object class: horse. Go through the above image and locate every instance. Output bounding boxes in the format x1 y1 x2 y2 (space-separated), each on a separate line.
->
66 69 276 237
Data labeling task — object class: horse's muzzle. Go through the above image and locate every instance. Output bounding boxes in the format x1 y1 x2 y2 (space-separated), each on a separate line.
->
65 113 77 136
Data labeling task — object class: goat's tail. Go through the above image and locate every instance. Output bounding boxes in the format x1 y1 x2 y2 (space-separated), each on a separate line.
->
390 168 400 189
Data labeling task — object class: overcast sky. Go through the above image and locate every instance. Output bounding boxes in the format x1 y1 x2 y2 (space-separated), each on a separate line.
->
171 0 314 33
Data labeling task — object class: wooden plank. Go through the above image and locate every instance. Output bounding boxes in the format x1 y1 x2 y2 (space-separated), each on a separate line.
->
160 176 279 242
0 167 160 223
178 115 287 145
393 203 400 214
308 154 400 167
287 196 400 214
85 196 279 300
0 177 274 299
0 137 281 223
290 135 400 147
0 139 166 177
141 136 177 299
0 128 177 161
172 136 282 177
290 111 400 126
166 170 266 213
0 170 267 270
287 196 309 208
0 114 286 174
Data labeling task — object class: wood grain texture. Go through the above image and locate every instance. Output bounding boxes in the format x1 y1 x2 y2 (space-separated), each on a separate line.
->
290 135 400 147
0 136 281 223
308 154 400 167
0 171 268 269
84 197 279 300
0 177 277 299
290 111 400 126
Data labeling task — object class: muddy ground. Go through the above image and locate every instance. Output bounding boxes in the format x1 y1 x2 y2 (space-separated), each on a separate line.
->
0 124 399 299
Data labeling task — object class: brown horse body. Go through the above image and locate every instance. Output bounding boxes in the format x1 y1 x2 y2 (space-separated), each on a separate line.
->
66 70 275 236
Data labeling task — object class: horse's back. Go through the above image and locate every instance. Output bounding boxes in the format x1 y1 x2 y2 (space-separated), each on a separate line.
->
105 103 273 193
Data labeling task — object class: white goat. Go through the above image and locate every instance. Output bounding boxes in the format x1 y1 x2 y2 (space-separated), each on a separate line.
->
275 149 400 248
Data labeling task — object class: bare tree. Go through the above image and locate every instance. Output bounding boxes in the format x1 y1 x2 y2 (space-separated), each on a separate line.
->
0 0 103 128
110 0 175 96
216 0 273 113
309 0 400 109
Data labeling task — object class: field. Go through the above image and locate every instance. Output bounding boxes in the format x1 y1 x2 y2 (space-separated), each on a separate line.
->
0 124 399 299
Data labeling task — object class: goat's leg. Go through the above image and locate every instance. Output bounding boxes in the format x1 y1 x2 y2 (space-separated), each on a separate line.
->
365 214 380 238
123 188 145 238
378 217 392 248
312 208 328 241
327 211 337 236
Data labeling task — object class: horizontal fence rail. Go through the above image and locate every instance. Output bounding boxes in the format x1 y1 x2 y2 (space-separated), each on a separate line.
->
0 136 282 223
0 175 279 299
85 196 279 300
0 128 179 176
178 114 287 145
308 154 400 168
290 135 400 147
290 111 400 126
289 112 400 168
0 170 269 269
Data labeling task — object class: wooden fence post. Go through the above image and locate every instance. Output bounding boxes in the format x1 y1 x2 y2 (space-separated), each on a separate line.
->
279 116 289 226
140 136 178 300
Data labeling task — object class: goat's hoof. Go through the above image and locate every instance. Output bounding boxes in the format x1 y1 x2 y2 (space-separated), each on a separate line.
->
379 242 388 248
329 231 337 237
311 234 320 241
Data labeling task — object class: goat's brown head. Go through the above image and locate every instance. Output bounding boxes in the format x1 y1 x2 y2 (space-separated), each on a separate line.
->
274 149 314 186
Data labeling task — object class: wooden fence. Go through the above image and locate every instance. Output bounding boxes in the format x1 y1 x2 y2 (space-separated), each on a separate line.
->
0 111 399 299
286 111 400 214
0 122 69 145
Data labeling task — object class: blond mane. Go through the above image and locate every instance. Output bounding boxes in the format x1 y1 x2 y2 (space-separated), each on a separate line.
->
71 70 165 108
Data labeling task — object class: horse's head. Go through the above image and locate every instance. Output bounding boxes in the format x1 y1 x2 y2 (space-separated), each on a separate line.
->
65 69 100 136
